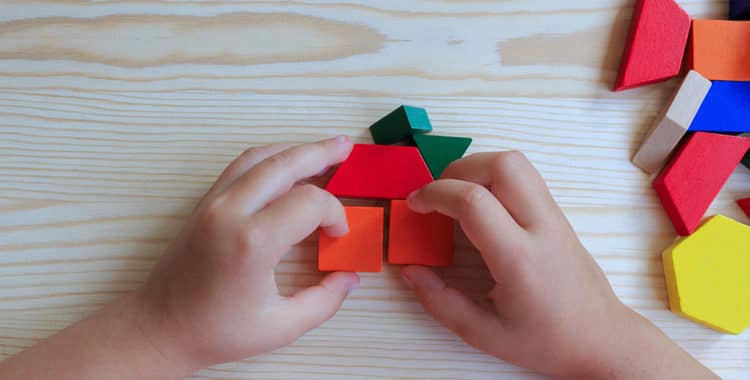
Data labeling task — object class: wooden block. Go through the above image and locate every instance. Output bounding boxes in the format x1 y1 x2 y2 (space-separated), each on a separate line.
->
325 144 433 199
653 132 750 236
688 81 750 133
369 105 432 145
387 200 454 266
412 134 472 179
632 71 711 173
738 198 750 218
662 215 750 334
730 0 750 20
689 20 750 81
318 206 383 272
613 0 690 91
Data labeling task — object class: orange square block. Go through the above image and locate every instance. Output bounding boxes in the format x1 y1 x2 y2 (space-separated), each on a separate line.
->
318 206 383 272
388 200 454 266
689 20 750 81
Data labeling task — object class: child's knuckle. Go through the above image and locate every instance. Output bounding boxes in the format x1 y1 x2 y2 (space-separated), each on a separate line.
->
489 151 527 174
459 184 491 214
241 224 269 253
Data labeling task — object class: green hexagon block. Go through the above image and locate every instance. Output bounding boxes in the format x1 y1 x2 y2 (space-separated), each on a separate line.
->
369 105 432 145
662 215 750 334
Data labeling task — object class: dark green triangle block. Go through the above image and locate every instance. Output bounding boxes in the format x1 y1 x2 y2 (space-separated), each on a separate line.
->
412 134 472 179
369 105 432 145
743 150 750 170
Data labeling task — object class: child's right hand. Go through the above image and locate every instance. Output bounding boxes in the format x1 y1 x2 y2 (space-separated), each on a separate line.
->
402 151 718 379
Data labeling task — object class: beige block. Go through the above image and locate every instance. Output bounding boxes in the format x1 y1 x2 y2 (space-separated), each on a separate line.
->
632 70 712 174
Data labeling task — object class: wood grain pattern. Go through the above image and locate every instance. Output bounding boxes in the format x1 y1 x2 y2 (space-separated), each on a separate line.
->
0 1 748 379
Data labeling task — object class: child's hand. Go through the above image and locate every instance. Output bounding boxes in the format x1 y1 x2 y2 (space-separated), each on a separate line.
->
133 137 359 372
402 151 717 379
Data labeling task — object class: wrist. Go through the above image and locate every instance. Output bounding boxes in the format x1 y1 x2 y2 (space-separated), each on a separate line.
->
561 303 717 380
557 302 645 380
115 290 198 379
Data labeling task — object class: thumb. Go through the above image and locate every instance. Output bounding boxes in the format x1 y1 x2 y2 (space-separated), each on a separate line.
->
269 272 359 342
402 266 504 351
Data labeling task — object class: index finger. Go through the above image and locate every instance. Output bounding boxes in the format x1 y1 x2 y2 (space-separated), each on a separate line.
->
407 179 530 280
225 136 353 214
441 151 564 230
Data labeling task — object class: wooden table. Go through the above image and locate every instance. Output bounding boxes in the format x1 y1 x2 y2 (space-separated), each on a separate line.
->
1 1 748 378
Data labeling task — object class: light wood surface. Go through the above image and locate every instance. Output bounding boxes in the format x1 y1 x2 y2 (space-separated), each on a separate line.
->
1 1 748 379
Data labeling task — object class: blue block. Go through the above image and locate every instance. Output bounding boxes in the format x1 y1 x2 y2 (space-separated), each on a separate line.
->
730 0 750 20
688 81 750 134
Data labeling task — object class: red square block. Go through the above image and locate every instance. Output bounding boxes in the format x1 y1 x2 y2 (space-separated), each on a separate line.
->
387 200 454 266
319 206 383 272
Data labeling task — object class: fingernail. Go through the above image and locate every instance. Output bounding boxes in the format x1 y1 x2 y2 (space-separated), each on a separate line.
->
335 135 349 144
315 166 329 176
406 190 418 202
347 278 360 294
402 273 414 289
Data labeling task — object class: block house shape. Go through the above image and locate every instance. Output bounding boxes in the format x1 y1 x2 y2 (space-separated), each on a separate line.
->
321 105 474 271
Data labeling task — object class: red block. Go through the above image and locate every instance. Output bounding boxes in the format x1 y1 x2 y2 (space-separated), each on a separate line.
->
325 144 434 199
614 0 691 91
387 200 454 266
738 198 750 218
654 132 750 235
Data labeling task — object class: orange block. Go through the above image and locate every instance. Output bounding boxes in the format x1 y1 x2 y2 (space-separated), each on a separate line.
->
689 20 750 81
318 206 383 272
388 200 454 266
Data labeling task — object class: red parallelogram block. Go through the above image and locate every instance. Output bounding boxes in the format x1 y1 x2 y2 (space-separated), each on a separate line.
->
614 0 691 91
325 144 434 199
387 200 454 266
654 132 750 236
738 198 750 218
318 206 384 272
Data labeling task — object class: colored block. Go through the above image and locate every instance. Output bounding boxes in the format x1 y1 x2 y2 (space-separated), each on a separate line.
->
730 0 750 20
412 134 472 179
662 215 750 334
688 81 750 133
653 132 750 236
689 20 750 81
738 198 750 218
632 71 711 173
369 105 432 145
613 0 690 91
387 200 454 266
318 206 383 272
325 144 434 199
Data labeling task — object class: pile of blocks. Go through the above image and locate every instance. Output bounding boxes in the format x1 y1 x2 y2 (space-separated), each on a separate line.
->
618 0 750 334
319 105 472 272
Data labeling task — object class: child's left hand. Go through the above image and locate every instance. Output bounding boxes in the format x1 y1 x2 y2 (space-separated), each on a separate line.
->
135 136 359 373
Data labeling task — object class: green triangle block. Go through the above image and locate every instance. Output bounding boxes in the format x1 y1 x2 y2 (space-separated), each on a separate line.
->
412 134 472 179
369 105 432 145
743 150 750 170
